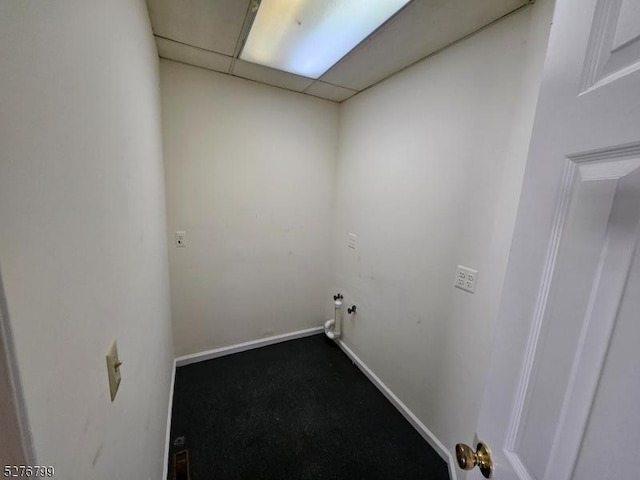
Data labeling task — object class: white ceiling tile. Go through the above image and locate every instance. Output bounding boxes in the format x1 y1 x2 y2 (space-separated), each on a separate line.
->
304 82 358 103
146 0 250 55
147 0 533 97
320 0 529 90
232 60 315 92
156 37 232 74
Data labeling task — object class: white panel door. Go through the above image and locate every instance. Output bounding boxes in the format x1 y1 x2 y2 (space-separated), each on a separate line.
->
466 0 640 479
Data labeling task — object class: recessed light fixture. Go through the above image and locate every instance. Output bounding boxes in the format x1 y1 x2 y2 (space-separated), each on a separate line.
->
240 0 411 79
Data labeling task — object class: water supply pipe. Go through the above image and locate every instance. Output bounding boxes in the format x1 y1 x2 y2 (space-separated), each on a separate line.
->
324 294 343 339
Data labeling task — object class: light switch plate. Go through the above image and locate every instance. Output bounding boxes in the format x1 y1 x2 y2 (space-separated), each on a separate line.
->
455 265 479 293
106 339 122 402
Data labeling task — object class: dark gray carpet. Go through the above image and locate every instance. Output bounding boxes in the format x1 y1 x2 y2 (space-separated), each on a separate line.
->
167 334 450 480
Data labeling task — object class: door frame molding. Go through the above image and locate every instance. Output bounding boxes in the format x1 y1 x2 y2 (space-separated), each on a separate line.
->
0 266 35 464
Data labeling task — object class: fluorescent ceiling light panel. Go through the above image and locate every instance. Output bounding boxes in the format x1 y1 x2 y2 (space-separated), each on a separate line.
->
240 0 410 79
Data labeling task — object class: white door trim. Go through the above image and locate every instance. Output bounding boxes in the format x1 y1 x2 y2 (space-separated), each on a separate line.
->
0 267 35 464
161 359 177 480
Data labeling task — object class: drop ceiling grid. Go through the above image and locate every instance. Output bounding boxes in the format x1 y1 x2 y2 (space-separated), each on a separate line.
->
155 36 234 74
319 0 531 90
303 81 359 103
147 0 532 102
146 0 251 56
230 60 316 92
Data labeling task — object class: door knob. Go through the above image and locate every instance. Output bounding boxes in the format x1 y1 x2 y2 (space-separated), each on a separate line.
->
455 442 493 478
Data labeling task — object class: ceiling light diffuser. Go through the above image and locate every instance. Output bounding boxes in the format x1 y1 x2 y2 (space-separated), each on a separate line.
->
240 0 410 79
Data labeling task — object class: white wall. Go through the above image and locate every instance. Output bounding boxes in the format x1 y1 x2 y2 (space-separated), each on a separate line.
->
330 1 554 470
160 60 339 357
0 1 174 479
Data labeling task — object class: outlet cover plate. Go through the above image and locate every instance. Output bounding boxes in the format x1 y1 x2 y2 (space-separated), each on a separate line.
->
455 265 479 293
106 339 122 402
348 233 357 249
175 231 186 248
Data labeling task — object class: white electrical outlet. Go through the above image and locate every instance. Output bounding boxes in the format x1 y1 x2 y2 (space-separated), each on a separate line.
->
348 233 357 249
175 231 186 248
455 265 478 293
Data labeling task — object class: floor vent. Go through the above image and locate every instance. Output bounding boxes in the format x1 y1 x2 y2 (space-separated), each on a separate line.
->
173 450 190 480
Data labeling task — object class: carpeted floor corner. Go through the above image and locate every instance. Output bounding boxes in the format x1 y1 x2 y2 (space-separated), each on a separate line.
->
167 334 450 480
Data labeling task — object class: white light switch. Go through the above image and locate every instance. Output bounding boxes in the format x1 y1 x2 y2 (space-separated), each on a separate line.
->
175 231 186 247
348 233 357 249
106 339 122 402
455 265 478 293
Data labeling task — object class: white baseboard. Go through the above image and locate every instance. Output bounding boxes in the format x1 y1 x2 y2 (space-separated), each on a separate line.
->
175 326 324 367
161 358 176 480
336 339 458 480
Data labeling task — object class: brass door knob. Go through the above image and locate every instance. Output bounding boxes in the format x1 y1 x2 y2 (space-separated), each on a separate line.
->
455 442 493 478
